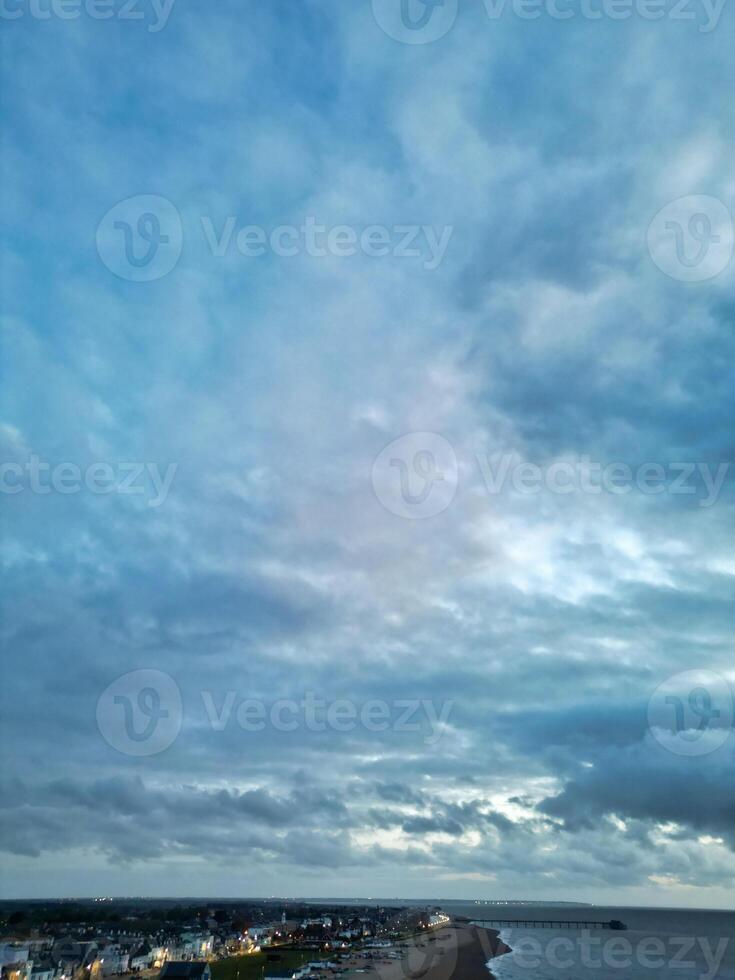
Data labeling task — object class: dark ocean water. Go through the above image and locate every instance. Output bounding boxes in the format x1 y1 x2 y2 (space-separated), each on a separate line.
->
441 902 734 980
302 898 733 978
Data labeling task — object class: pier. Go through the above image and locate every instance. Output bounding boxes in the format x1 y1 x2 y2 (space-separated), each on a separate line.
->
471 918 627 931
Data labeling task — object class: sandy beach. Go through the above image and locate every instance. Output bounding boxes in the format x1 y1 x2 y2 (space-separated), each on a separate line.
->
334 923 511 980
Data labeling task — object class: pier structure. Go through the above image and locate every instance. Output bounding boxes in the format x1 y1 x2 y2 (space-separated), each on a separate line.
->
470 918 627 931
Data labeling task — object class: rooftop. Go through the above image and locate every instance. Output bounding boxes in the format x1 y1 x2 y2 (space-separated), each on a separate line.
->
160 963 209 980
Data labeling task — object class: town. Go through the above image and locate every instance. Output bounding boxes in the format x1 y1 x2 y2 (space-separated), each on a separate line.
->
0 901 452 980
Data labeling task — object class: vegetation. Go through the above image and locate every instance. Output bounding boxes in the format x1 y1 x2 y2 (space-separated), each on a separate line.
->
212 950 327 980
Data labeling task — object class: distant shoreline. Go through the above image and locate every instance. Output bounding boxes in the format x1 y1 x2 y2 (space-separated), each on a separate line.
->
1 898 733 913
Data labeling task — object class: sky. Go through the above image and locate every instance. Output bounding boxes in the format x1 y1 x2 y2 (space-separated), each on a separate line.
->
1 0 734 908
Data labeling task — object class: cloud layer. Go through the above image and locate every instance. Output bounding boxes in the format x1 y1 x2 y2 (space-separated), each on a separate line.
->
1 0 734 905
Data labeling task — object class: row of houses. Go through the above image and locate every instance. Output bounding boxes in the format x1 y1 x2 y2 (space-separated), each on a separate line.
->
1 901 430 980
0 933 216 980
1 939 150 980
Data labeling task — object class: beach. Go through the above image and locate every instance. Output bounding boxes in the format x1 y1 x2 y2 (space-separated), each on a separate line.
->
334 923 511 980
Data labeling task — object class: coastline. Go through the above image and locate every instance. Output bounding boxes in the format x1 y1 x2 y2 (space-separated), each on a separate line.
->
448 922 512 980
343 922 511 980
212 921 512 980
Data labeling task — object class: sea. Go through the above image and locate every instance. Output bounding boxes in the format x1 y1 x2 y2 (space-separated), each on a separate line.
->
300 897 733 979
443 902 735 980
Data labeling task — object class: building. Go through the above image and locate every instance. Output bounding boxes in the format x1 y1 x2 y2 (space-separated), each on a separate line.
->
29 959 57 980
128 946 152 972
0 948 30 971
178 935 213 960
51 940 99 973
149 947 168 970
99 946 129 976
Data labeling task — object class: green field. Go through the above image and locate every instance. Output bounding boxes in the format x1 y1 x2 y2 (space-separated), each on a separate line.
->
211 950 328 980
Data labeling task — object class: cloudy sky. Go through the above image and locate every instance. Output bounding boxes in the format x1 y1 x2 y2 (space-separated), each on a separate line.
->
1 0 734 908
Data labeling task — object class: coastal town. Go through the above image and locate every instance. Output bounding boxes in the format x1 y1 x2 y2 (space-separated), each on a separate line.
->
0 902 493 980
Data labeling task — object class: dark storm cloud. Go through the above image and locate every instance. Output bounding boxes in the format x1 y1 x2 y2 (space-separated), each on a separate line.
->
374 783 426 805
0 777 353 864
539 744 735 847
401 816 464 837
